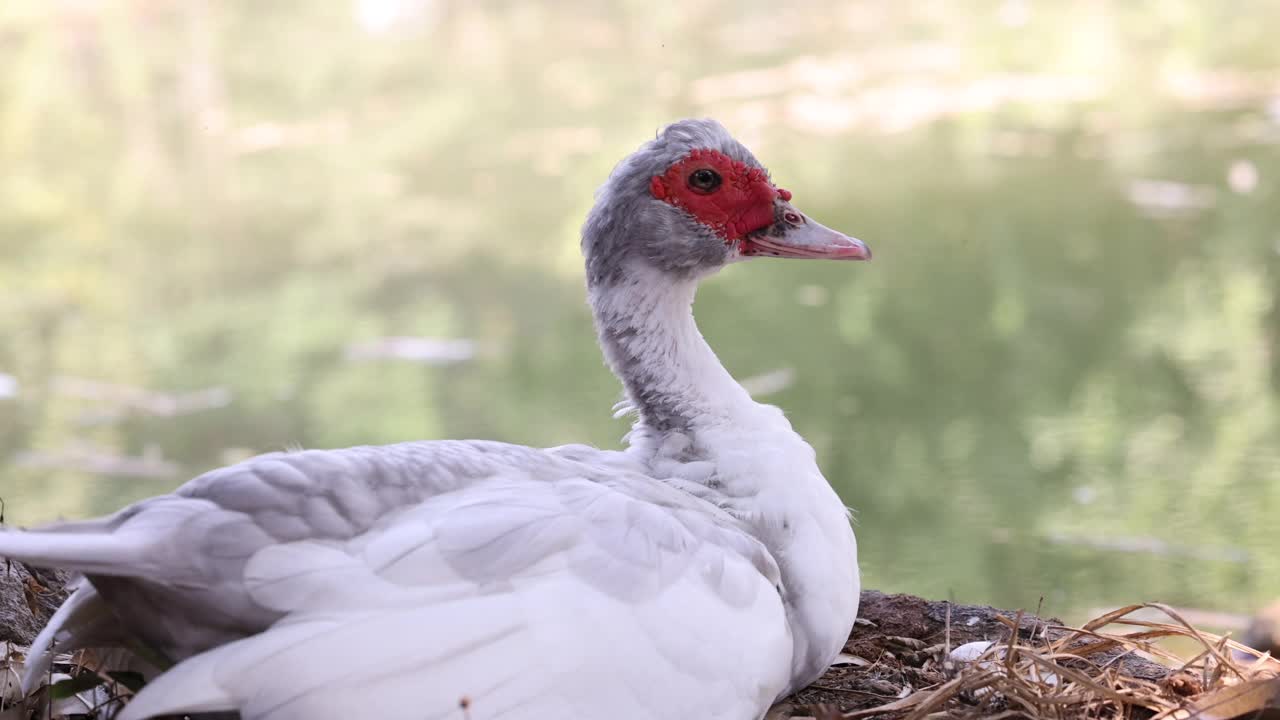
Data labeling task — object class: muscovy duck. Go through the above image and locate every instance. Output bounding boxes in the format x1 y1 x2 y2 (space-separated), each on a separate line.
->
0 118 870 720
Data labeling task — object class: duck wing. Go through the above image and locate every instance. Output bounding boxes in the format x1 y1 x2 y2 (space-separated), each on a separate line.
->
6 441 561 671
1 441 792 720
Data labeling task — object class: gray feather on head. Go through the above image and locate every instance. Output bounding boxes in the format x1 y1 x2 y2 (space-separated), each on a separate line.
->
581 118 768 287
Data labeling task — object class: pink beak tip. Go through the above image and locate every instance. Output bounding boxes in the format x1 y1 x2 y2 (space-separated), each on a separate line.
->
837 238 872 260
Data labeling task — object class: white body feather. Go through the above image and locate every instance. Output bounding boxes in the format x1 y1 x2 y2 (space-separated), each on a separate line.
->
0 119 861 720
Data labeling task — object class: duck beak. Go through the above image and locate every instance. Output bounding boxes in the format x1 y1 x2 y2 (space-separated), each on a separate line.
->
743 203 871 261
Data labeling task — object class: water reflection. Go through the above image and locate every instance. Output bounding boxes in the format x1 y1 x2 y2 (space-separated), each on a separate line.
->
0 1 1277 625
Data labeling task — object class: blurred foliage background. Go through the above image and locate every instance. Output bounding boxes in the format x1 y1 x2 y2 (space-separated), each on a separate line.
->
1 0 1278 626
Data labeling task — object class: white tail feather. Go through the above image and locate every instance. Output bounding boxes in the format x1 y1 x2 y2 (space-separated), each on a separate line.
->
0 529 152 577
19 582 117 695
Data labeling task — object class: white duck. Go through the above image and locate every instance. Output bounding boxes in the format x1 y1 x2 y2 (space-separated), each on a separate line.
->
0 118 869 720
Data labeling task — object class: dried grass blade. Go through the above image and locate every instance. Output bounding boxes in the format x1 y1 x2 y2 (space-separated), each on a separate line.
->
901 674 982 720
1142 604 1247 682
1024 652 1159 709
838 688 932 719
1084 605 1148 632
1178 676 1280 720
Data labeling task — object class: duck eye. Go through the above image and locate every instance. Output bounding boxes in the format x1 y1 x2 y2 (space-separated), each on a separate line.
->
688 168 722 193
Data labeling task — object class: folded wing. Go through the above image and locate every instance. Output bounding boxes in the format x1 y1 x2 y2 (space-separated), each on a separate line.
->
122 475 791 720
0 441 793 720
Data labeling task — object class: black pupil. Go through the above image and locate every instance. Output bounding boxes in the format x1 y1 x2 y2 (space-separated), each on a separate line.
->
690 169 721 192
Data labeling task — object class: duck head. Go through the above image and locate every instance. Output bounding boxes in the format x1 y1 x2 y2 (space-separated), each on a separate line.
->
582 118 870 288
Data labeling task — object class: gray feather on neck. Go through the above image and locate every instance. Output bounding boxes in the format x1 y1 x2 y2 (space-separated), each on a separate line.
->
591 271 700 436
581 119 764 444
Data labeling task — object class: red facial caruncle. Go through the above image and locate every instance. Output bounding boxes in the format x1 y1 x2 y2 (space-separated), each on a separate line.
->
649 149 791 246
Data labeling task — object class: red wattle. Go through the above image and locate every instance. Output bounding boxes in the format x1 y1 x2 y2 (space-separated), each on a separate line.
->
649 149 786 243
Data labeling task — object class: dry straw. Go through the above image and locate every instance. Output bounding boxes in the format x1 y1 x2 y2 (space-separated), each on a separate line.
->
792 603 1279 720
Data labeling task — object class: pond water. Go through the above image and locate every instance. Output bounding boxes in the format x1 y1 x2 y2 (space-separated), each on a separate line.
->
1 1 1277 626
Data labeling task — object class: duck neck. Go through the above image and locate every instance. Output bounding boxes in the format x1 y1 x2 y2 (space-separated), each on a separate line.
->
590 265 755 451
590 264 860 695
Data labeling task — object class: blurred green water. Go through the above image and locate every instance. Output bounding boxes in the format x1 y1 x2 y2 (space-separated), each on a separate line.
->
1 0 1277 623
